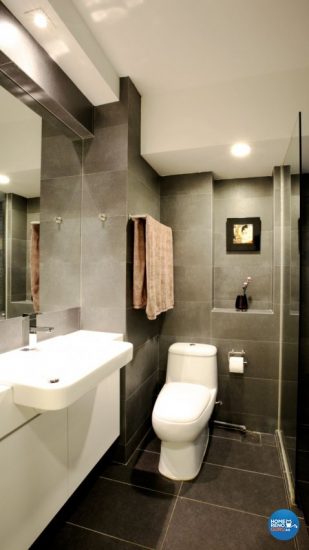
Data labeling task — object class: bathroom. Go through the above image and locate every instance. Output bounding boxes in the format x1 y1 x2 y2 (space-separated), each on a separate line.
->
0 1 309 549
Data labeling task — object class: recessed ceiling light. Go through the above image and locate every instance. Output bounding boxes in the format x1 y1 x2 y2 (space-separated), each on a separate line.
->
230 142 251 158
0 174 10 184
33 10 48 29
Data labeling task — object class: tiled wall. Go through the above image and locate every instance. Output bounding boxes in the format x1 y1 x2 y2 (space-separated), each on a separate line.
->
159 173 213 383
40 120 82 312
159 172 281 433
81 78 160 462
0 307 80 352
213 177 274 310
80 81 128 333
124 80 161 461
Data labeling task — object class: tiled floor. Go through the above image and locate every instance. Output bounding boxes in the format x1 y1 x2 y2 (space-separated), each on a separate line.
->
31 428 309 550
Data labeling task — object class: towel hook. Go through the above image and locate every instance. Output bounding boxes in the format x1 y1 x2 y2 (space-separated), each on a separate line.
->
54 216 63 224
98 213 107 222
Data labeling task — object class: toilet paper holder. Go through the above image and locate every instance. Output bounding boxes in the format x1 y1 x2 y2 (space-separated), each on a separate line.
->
228 349 248 366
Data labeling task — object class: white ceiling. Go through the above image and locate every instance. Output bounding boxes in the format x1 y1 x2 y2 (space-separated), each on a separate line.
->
2 0 309 178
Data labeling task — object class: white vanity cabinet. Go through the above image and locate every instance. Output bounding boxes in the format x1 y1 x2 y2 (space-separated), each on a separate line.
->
0 410 67 550
68 369 120 495
0 331 131 550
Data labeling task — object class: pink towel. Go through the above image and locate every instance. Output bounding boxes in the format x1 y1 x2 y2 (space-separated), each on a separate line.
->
30 223 40 313
133 215 174 320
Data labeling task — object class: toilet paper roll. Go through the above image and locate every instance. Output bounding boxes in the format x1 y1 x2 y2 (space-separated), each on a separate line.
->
229 356 244 373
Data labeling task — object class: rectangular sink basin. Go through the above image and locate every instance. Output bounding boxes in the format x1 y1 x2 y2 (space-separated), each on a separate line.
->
0 331 133 411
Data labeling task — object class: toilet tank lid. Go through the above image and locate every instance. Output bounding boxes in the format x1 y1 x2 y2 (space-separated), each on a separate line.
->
169 343 217 357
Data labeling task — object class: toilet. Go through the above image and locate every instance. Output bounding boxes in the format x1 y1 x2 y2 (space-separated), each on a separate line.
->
152 343 217 480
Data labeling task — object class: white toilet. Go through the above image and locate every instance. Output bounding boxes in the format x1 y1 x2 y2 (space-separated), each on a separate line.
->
152 342 217 480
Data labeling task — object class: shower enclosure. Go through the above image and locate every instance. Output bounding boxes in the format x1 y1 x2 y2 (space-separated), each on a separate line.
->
278 112 309 523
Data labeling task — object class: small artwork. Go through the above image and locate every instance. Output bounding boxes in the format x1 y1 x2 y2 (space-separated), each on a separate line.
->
226 217 261 252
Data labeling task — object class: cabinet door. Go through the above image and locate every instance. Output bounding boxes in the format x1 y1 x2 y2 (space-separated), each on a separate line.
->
0 410 67 550
68 370 120 495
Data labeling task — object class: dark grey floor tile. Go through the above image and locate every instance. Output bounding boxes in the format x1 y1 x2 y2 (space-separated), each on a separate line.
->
295 520 309 550
290 503 304 519
138 429 161 453
31 522 147 549
240 431 261 445
210 425 242 441
100 449 180 495
180 462 288 516
261 433 276 446
162 499 295 550
205 435 282 476
67 477 175 548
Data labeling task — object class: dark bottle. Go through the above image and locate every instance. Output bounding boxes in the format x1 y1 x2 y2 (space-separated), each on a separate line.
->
235 294 248 311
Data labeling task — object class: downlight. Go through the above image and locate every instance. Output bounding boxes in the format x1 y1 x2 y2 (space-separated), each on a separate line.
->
230 142 251 158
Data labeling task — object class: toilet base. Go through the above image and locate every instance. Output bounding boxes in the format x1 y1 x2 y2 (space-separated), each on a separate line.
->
158 426 209 480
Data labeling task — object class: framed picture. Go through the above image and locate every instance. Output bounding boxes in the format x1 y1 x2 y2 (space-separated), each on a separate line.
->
226 217 261 252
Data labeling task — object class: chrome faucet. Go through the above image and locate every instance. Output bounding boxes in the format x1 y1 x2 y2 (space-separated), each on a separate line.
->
26 313 54 349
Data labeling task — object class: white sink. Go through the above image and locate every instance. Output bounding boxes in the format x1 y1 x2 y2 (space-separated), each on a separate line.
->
0 331 133 411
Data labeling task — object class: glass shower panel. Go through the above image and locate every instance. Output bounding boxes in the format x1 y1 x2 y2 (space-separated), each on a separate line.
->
279 114 300 499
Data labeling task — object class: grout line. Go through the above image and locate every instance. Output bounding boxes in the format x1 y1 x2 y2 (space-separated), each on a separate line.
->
157 489 180 550
178 495 274 520
202 460 283 478
99 475 179 498
66 522 153 549
210 434 262 446
137 448 160 455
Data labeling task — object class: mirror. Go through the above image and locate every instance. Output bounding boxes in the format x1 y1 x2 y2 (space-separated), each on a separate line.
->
0 84 82 318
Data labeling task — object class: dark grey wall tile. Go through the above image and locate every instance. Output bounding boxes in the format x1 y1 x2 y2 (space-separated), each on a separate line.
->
83 171 127 218
128 172 160 219
126 308 162 348
213 407 278 433
214 231 273 269
41 133 82 180
81 306 126 333
82 216 127 263
161 194 212 230
211 310 279 341
173 228 212 267
125 371 158 442
40 176 81 222
161 172 212 196
217 375 278 420
214 195 273 232
213 265 273 309
214 176 273 200
174 265 212 302
211 338 279 379
82 260 126 309
125 337 159 399
83 124 128 174
37 307 80 340
40 258 80 311
0 316 26 351
161 301 211 338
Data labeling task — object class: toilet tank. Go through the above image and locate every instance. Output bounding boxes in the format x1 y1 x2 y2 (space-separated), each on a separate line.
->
166 343 217 388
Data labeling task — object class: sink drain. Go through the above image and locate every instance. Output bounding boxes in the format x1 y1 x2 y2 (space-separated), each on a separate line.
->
49 378 59 384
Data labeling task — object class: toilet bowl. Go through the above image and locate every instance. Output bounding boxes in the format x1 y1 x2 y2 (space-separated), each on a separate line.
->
152 343 217 480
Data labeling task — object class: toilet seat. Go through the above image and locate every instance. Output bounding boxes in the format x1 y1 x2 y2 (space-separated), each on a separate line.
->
153 382 211 423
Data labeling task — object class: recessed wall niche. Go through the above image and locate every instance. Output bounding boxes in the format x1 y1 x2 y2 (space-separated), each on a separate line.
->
213 176 274 311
